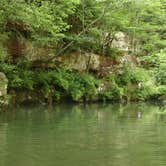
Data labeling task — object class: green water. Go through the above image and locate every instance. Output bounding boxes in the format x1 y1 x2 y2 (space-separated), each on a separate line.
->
0 103 166 166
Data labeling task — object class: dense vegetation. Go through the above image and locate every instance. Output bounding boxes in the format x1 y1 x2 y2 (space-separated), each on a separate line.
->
0 0 166 104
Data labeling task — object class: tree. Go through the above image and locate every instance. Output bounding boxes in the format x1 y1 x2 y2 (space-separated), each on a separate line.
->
0 0 79 45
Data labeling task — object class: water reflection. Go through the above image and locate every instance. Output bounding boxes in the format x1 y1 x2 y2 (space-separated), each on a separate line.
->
0 103 166 166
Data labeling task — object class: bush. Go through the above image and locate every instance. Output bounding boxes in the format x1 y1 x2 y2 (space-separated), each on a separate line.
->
0 63 34 90
141 49 166 85
99 74 124 101
101 65 161 101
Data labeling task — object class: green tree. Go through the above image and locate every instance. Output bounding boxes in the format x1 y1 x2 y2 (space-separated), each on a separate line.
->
0 0 79 45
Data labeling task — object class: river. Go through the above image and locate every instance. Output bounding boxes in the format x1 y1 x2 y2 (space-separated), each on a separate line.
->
0 103 166 166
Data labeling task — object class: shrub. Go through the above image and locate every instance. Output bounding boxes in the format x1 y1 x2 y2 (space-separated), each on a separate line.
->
99 74 124 101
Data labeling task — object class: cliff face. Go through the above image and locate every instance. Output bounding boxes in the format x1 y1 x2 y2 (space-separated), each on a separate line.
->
6 32 138 70
1 32 147 105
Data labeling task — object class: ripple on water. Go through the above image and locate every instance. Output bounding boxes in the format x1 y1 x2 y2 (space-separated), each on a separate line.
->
0 103 166 166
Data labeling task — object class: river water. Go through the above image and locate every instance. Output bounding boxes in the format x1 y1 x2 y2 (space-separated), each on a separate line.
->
0 103 166 166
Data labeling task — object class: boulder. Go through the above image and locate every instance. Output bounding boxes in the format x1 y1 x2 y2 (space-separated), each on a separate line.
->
0 73 9 107
0 72 8 97
111 32 130 52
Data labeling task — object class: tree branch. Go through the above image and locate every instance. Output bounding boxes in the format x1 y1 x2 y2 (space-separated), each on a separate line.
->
46 5 107 62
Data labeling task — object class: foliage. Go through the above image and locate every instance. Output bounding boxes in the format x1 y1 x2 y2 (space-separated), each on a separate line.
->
158 85 166 97
0 47 7 62
155 50 166 85
0 63 34 90
33 69 99 101
0 63 99 102
64 0 166 56
98 64 161 101
0 0 79 45
141 49 166 85
0 0 166 103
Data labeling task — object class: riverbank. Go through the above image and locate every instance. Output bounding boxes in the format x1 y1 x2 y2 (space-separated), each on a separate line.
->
0 0 166 108
0 65 165 108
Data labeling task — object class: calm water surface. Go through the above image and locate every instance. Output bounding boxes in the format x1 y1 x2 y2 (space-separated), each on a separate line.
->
0 103 166 166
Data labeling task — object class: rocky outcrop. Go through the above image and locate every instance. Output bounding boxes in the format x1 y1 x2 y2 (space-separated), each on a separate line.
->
112 32 130 52
23 40 55 62
120 54 140 67
6 31 131 60
0 72 8 97
56 52 100 72
29 51 118 74
6 32 137 71
6 32 140 79
0 72 9 106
